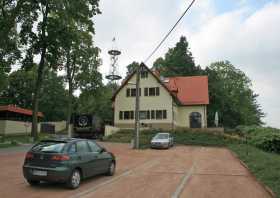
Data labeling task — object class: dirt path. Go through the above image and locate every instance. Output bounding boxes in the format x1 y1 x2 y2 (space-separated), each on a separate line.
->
0 142 272 198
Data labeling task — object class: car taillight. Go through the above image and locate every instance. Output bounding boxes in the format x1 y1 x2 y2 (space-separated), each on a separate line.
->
51 155 70 161
25 152 34 160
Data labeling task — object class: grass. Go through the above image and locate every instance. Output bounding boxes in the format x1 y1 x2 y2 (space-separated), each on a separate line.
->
104 129 279 197
0 133 52 148
229 143 280 197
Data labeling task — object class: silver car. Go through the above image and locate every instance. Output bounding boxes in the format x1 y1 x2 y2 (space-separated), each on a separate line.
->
150 133 174 149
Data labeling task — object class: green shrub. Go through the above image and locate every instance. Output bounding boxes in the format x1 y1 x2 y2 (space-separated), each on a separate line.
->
236 126 280 154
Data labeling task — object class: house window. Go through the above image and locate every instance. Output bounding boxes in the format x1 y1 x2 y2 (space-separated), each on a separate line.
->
119 111 123 120
163 110 167 119
156 87 160 96
131 88 136 97
147 110 150 119
144 87 160 96
155 110 167 119
127 88 141 97
124 111 130 120
126 89 130 97
141 71 148 78
151 110 155 119
121 111 134 120
149 88 156 96
156 110 163 119
139 111 147 120
130 111 134 119
144 88 148 96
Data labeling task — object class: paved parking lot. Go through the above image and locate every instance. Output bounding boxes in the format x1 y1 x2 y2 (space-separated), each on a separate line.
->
0 142 272 198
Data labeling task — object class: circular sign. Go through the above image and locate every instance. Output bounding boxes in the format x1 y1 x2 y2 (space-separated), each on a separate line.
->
78 116 88 127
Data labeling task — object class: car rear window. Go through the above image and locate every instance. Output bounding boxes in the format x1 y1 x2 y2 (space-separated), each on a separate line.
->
155 134 169 139
32 141 66 153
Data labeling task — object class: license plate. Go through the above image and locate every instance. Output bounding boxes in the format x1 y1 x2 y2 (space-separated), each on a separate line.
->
32 170 47 176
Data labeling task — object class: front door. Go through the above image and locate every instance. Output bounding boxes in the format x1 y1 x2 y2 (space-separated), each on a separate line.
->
190 112 202 128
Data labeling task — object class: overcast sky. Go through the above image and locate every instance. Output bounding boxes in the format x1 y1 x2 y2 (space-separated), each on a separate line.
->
93 0 280 128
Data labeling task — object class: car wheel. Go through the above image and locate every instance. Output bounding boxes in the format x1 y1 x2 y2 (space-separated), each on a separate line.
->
67 169 81 189
27 180 40 186
106 161 115 176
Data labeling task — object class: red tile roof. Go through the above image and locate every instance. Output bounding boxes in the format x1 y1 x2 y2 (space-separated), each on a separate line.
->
0 105 44 117
165 76 209 105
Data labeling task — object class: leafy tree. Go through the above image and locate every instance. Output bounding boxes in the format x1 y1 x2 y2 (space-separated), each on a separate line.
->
2 68 68 121
49 2 102 132
0 0 21 72
10 0 101 140
0 0 21 96
77 83 115 124
206 61 264 128
153 36 201 76
126 61 140 75
0 70 8 95
38 71 68 121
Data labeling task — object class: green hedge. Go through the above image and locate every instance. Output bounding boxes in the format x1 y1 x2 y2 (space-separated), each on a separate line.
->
236 126 280 154
104 129 240 148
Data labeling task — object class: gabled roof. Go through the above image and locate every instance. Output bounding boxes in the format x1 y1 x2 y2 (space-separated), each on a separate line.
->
112 63 209 106
0 105 44 117
165 76 209 105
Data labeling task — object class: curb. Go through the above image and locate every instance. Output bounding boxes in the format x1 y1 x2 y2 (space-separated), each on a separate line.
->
228 149 276 198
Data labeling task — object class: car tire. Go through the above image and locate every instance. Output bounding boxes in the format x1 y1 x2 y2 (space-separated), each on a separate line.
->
106 161 115 176
27 180 40 186
67 169 81 189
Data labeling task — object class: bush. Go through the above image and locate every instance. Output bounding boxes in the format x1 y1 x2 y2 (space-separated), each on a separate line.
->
236 126 280 154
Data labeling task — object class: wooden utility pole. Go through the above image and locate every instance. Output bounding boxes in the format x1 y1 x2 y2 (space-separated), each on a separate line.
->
134 64 141 149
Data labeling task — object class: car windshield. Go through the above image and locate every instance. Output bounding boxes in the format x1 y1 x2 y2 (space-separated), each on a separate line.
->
154 134 169 139
32 141 66 153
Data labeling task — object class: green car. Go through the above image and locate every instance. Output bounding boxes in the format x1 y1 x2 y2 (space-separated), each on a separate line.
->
22 138 116 189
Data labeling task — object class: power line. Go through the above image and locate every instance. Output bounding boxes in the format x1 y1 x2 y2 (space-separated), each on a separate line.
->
144 0 196 63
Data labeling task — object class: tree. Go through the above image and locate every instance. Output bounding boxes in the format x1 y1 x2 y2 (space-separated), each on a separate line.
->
126 61 140 75
12 0 101 140
0 0 21 96
206 61 264 128
77 84 114 123
50 2 102 133
38 71 68 121
2 68 68 121
153 36 201 76
0 0 21 72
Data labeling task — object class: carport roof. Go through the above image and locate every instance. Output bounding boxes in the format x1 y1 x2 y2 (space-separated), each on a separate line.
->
0 105 43 117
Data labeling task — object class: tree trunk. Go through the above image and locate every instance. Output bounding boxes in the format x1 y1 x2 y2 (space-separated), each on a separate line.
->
66 80 73 137
66 50 73 137
31 3 49 141
31 61 45 140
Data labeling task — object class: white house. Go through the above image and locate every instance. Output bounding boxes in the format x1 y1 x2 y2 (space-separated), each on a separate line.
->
112 64 209 130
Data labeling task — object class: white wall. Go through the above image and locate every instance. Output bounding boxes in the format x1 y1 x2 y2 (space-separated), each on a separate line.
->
104 125 120 136
114 72 173 126
0 120 41 135
175 105 207 128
